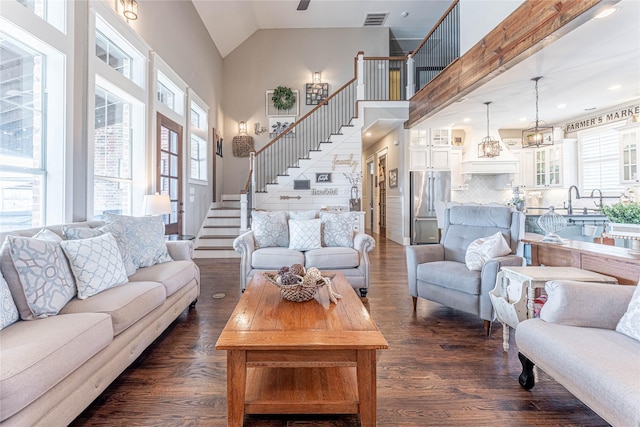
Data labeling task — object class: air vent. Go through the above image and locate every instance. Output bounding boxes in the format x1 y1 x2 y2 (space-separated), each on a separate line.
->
363 12 388 27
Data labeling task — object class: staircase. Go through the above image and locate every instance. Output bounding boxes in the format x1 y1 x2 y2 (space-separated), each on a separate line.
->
194 195 241 259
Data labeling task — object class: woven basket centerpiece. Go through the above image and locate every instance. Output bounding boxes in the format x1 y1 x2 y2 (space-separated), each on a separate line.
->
264 264 341 303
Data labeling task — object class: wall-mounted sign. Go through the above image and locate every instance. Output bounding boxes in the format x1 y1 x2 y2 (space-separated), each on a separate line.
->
332 154 358 172
312 188 338 196
293 180 311 190
565 104 639 133
316 173 331 183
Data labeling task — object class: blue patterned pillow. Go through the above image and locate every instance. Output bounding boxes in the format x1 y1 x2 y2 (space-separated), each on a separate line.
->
63 222 136 276
0 273 19 330
6 235 76 319
288 219 322 251
252 211 289 248
103 213 172 269
60 233 128 299
320 212 355 248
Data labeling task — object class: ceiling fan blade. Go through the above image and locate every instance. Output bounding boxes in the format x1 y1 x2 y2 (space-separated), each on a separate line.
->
297 0 310 11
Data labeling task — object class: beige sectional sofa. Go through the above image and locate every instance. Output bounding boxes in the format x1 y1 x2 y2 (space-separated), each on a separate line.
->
233 210 375 296
516 280 640 427
0 221 200 427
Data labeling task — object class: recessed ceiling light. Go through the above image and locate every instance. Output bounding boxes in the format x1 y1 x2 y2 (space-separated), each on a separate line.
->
401 11 409 18
557 104 567 109
365 132 372 137
463 118 471 122
594 7 617 19
585 107 597 111
608 84 622 91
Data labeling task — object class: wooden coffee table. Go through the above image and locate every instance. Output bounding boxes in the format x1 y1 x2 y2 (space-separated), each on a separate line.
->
215 272 388 426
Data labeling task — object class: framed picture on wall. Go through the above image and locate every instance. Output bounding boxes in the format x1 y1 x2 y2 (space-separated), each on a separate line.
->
388 168 398 188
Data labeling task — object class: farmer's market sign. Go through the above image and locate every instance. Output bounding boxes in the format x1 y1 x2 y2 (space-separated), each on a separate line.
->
565 104 639 133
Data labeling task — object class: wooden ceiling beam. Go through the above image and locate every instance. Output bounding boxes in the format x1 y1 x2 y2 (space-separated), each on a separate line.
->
406 0 620 128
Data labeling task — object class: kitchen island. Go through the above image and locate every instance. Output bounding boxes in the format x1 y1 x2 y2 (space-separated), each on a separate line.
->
524 207 607 243
523 232 640 285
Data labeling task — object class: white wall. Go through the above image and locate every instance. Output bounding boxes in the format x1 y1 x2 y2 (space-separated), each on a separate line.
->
459 0 525 55
221 27 389 195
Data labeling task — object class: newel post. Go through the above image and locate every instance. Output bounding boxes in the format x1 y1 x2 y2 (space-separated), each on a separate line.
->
406 53 415 99
356 51 365 100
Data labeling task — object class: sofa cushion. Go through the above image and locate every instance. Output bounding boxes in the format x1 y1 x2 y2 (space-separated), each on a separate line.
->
0 313 113 421
129 260 198 297
32 228 63 242
252 211 289 248
0 273 18 330
63 222 136 276
288 219 322 251
305 247 360 269
616 284 640 342
3 235 76 320
417 261 481 295
320 212 354 248
251 248 305 269
60 233 129 299
103 213 172 269
60 281 166 335
465 232 511 271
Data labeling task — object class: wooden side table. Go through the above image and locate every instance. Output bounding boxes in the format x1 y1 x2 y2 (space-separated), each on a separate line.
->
490 266 617 351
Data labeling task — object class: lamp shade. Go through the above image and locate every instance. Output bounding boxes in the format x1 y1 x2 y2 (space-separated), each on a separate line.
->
143 193 171 216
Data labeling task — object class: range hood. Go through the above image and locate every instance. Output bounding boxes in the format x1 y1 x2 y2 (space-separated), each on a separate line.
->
461 138 519 176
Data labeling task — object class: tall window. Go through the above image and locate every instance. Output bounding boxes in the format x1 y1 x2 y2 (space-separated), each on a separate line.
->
157 70 184 115
14 0 66 32
579 122 623 191
189 96 208 182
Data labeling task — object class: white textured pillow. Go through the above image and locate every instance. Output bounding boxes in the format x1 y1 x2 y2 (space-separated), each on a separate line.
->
60 233 129 299
289 210 317 220
616 284 640 342
104 213 172 269
63 222 136 276
319 212 355 248
465 232 512 271
252 211 289 248
0 273 19 330
33 228 63 242
288 219 322 251
5 235 76 319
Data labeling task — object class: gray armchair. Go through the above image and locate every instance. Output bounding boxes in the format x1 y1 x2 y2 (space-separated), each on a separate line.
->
406 205 526 334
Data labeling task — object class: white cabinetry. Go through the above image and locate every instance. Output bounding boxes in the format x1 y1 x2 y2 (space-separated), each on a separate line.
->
409 128 451 170
534 145 563 187
512 149 535 187
514 140 577 189
618 123 640 183
449 149 466 190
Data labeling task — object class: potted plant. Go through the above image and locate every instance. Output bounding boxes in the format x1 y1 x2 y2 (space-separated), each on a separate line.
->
602 202 640 237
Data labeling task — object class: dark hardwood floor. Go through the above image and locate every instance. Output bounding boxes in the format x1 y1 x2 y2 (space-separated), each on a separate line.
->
70 233 608 426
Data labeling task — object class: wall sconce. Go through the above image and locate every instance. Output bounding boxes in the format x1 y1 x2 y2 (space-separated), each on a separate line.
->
254 122 267 135
312 72 321 84
238 121 247 135
120 0 138 20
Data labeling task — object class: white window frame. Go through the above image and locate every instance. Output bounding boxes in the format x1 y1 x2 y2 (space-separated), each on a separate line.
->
188 89 209 185
87 2 148 218
578 121 625 193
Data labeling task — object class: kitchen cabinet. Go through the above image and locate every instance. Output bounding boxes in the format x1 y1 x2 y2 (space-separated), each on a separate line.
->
618 123 640 183
449 149 466 190
534 145 562 187
409 128 450 170
512 149 535 187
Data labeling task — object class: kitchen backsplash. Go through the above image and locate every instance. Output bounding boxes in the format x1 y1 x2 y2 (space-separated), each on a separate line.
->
451 175 512 205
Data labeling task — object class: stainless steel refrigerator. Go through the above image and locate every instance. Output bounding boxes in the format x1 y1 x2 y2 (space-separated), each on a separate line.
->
410 171 451 244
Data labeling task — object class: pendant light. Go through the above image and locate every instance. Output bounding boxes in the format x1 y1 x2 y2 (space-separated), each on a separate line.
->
478 102 501 158
522 77 554 148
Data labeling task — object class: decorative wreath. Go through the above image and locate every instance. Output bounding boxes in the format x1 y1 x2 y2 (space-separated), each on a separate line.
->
272 86 296 111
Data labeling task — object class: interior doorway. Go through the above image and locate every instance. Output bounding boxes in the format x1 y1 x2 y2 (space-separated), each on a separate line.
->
157 113 183 235
378 154 387 237
367 158 374 231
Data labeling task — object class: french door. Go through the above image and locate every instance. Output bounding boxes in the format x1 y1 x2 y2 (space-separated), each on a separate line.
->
157 113 183 235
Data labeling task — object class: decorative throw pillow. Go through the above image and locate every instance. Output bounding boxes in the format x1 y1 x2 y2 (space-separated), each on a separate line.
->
288 219 322 251
0 273 19 330
319 212 354 248
63 222 136 276
33 228 63 242
465 232 512 271
252 211 289 248
6 235 76 319
289 210 317 220
60 233 128 299
103 213 172 269
616 284 640 342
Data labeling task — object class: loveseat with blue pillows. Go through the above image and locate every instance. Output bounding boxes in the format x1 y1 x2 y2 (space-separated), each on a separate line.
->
0 216 200 426
233 210 375 297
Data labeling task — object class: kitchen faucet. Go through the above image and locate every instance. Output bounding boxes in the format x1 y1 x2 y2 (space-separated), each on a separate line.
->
567 185 581 215
590 189 603 208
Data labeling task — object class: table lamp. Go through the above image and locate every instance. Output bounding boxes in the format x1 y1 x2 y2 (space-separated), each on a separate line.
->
143 193 171 216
